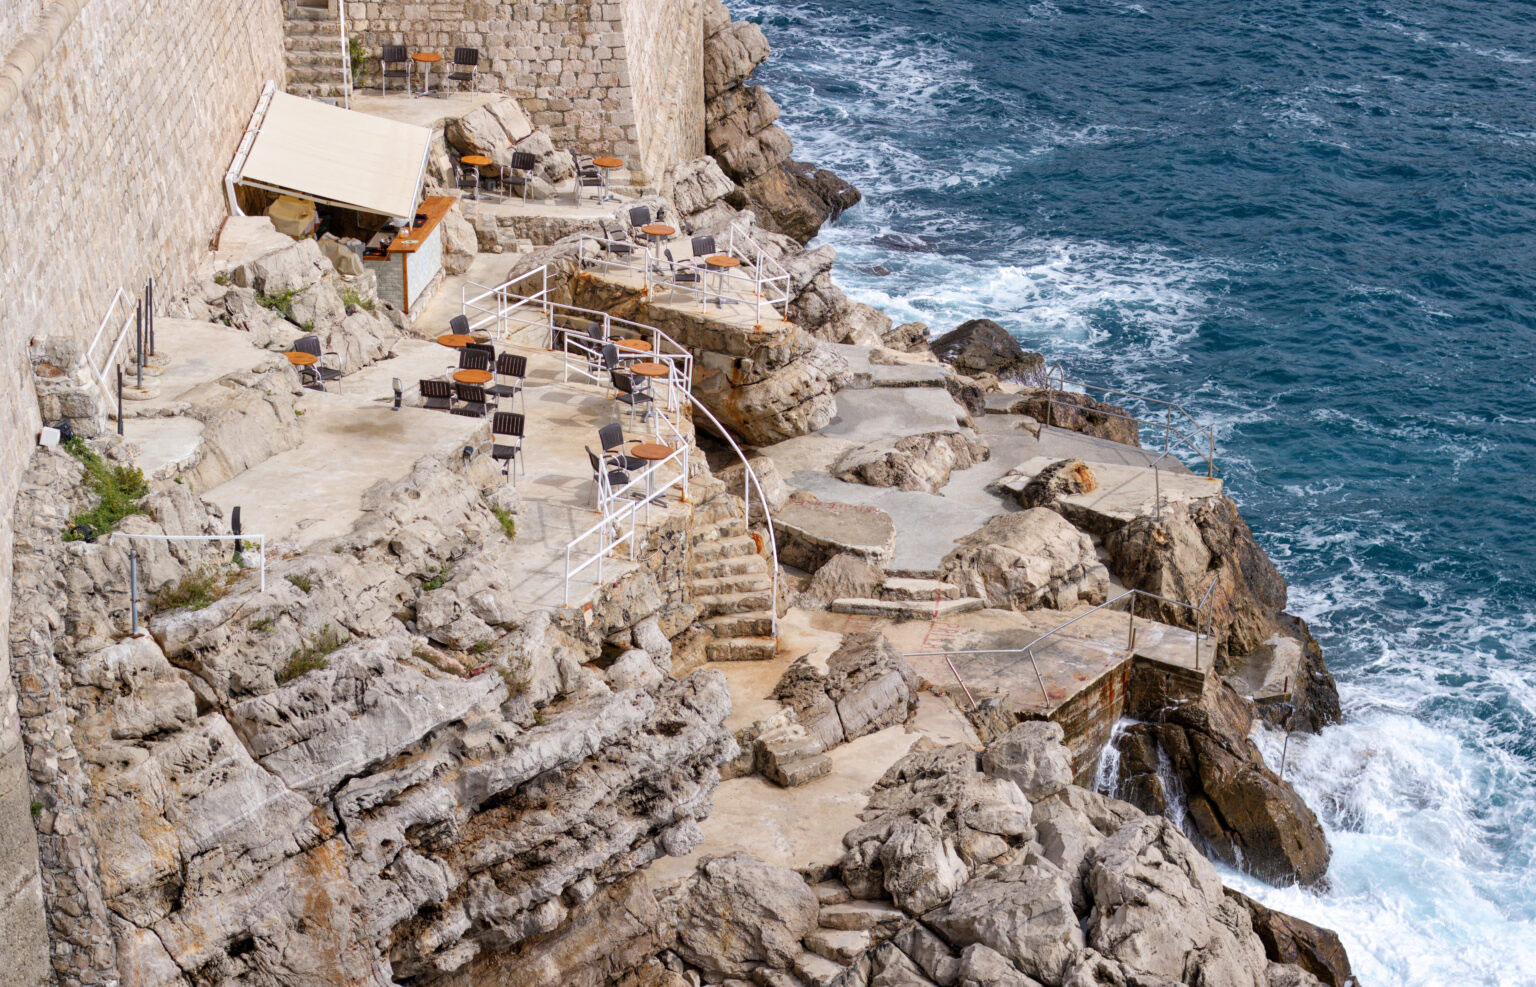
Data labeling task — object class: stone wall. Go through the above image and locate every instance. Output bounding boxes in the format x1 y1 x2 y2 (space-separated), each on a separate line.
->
0 1 287 982
344 0 705 180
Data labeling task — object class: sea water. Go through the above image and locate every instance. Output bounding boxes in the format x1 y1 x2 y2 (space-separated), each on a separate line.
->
730 0 1536 981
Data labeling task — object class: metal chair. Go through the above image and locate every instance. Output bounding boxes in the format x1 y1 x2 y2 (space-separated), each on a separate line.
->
626 205 652 230
451 383 490 418
449 314 471 335
611 370 653 422
466 341 496 363
571 150 603 203
294 335 343 393
586 447 636 511
504 151 537 203
381 46 411 94
598 423 646 471
418 378 453 410
663 247 704 305
449 47 479 93
598 222 636 261
454 349 492 381
491 353 527 409
690 235 717 262
491 412 525 479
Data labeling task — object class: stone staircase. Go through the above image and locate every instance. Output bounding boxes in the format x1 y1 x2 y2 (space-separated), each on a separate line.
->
283 5 349 102
828 576 984 620
688 484 778 661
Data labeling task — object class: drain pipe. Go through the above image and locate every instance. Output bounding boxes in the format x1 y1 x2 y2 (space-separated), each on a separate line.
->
0 0 89 118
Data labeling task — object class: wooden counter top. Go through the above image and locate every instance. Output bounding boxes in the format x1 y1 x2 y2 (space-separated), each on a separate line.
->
388 195 456 255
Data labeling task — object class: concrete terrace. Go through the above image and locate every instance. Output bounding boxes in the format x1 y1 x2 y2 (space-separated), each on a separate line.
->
122 316 692 611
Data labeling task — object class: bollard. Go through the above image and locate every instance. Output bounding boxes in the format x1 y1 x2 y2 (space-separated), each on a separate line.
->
135 300 144 389
116 367 124 436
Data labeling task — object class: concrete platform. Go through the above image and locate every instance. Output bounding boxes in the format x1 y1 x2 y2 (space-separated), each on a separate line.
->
826 343 948 390
350 90 504 130
1001 455 1223 526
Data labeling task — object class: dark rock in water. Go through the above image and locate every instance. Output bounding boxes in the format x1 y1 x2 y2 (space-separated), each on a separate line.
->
1116 674 1332 888
1105 495 1288 665
1009 387 1141 447
865 264 894 276
930 319 1045 381
788 158 862 218
1228 889 1356 987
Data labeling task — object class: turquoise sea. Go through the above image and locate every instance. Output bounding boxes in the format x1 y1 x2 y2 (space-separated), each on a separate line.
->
732 0 1536 981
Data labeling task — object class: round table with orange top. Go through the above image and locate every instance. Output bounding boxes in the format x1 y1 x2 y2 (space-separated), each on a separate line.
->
639 223 676 257
285 351 318 366
592 157 623 202
437 333 473 348
453 368 493 385
704 254 741 306
411 52 442 96
628 361 668 378
461 154 492 168
613 338 652 353
629 441 675 505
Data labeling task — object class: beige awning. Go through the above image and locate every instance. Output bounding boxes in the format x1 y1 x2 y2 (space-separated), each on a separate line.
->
234 91 431 220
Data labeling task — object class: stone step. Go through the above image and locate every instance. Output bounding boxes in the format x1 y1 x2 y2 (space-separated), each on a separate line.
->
692 534 757 563
694 553 768 579
702 611 775 638
690 516 747 545
881 576 961 602
705 635 777 661
791 948 845 987
817 899 905 932
690 571 772 597
696 588 774 617
827 596 985 619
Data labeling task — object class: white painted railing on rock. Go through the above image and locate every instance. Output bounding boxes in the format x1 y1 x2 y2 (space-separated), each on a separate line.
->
462 265 550 339
109 532 269 635
84 287 135 423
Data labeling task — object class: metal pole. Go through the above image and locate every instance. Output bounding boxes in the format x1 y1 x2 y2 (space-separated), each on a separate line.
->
135 300 144 389
146 277 154 355
115 367 124 436
1154 462 1161 519
1279 677 1292 780
128 548 139 635
1026 649 1050 705
1126 592 1135 649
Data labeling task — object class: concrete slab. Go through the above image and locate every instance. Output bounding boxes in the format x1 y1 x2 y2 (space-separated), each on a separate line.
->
130 418 205 480
350 90 503 130
1001 455 1223 525
127 320 283 412
826 343 947 390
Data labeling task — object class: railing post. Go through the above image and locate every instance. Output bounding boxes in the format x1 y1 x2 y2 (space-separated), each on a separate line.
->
1126 593 1134 650
1208 428 1215 478
1153 462 1161 519
115 368 124 436
128 547 139 636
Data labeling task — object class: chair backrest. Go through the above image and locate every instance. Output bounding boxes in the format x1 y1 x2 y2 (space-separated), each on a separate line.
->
493 411 524 438
497 352 527 378
601 343 620 372
449 314 470 335
453 47 479 66
585 321 606 341
454 383 487 403
691 235 716 259
459 165 479 188
598 422 626 453
382 45 407 64
627 205 651 228
466 341 495 360
295 335 322 356
459 349 491 371
510 151 537 171
611 371 635 395
419 379 452 399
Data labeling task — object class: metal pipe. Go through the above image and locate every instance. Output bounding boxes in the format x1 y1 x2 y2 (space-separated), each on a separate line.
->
115 367 124 436
944 654 977 710
128 547 139 635
1026 649 1050 705
135 300 144 388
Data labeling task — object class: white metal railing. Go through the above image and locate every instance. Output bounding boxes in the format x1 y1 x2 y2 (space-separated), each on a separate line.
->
907 582 1221 710
577 220 792 323
462 265 550 338
84 287 135 421
1041 364 1218 478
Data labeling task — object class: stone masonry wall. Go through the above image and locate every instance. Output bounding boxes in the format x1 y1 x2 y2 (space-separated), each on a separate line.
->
0 1 287 982
345 0 705 181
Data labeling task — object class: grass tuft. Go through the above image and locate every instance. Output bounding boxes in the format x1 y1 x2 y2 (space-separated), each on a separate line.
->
256 287 302 318
278 625 345 684
286 573 314 592
153 569 233 613
420 565 452 592
340 289 375 311
490 504 517 541
61 438 148 541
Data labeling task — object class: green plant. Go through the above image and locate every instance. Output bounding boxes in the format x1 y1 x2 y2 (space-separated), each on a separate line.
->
300 320 315 332
286 573 314 592
214 272 231 286
340 289 375 312
490 504 517 541
30 800 43 819
256 287 301 318
61 438 148 541
278 625 345 683
153 569 232 613
251 616 274 633
469 639 494 655
348 37 368 85
421 565 452 592
496 663 529 697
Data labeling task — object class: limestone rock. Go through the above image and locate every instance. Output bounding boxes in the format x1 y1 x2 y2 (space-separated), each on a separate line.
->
800 553 884 609
930 321 1044 382
1228 890 1355 987
922 856 1083 985
1110 677 1332 888
885 321 931 353
1008 388 1140 446
1011 459 1098 510
607 649 665 692
1031 786 1144 914
666 156 739 227
229 238 331 295
1086 817 1269 987
775 495 896 571
939 509 1110 612
715 452 790 512
1104 494 1287 662
673 854 819 977
832 430 990 494
955 942 1044 986
704 21 771 99
440 202 477 276
979 721 1073 802
772 632 919 750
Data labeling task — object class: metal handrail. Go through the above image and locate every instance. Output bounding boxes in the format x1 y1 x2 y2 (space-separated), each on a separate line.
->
84 287 134 418
906 583 1220 709
1041 365 1217 478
